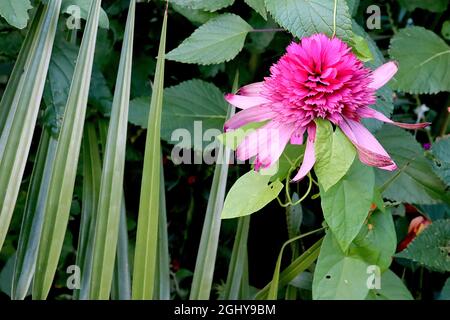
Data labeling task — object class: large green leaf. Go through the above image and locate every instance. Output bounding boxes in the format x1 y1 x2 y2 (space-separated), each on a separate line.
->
0 0 32 29
320 160 375 251
431 136 450 187
0 0 60 253
221 170 283 219
375 126 450 205
61 0 109 29
129 79 228 151
398 0 449 12
366 269 413 300
166 14 252 65
33 0 101 299
264 0 353 40
89 0 135 299
314 119 356 191
351 209 397 272
396 219 450 273
313 231 370 300
170 0 234 12
132 5 168 300
389 27 450 94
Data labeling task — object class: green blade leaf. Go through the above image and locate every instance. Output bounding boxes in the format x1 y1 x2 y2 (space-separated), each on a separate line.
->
221 170 283 220
0 0 61 253
189 73 238 300
131 4 168 300
0 0 32 29
320 160 375 252
313 231 370 300
166 14 252 65
395 219 450 273
61 0 110 29
111 197 132 300
314 119 356 191
264 0 353 40
33 0 102 300
222 216 251 300
12 129 58 300
389 26 450 94
255 238 323 300
0 4 42 134
74 124 102 300
153 159 171 300
89 0 135 300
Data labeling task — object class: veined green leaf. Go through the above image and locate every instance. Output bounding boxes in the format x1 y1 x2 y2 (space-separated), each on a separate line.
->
0 0 32 29
389 27 450 94
132 4 168 300
166 14 252 65
12 129 58 300
244 0 267 19
395 219 450 273
0 0 61 253
320 160 375 251
74 124 102 300
170 0 234 12
264 0 353 40
314 119 356 191
0 4 42 135
221 170 283 220
33 0 102 300
89 0 135 300
312 231 371 300
189 73 238 300
366 269 413 300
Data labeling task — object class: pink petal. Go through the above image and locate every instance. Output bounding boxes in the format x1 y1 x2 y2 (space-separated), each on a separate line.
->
358 106 431 130
256 124 296 169
237 82 265 96
340 118 397 170
224 106 275 131
225 93 270 109
290 127 306 145
292 125 316 182
368 61 398 90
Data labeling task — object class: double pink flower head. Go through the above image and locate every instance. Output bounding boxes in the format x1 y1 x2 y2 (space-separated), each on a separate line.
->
224 34 429 181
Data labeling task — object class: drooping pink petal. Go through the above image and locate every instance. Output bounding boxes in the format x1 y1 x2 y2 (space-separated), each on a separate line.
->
340 118 397 170
224 106 275 131
256 123 296 169
368 62 398 90
225 93 270 109
290 127 306 145
236 82 265 96
292 125 316 181
358 106 431 129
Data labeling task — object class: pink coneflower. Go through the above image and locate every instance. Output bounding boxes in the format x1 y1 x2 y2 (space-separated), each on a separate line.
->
224 34 429 181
